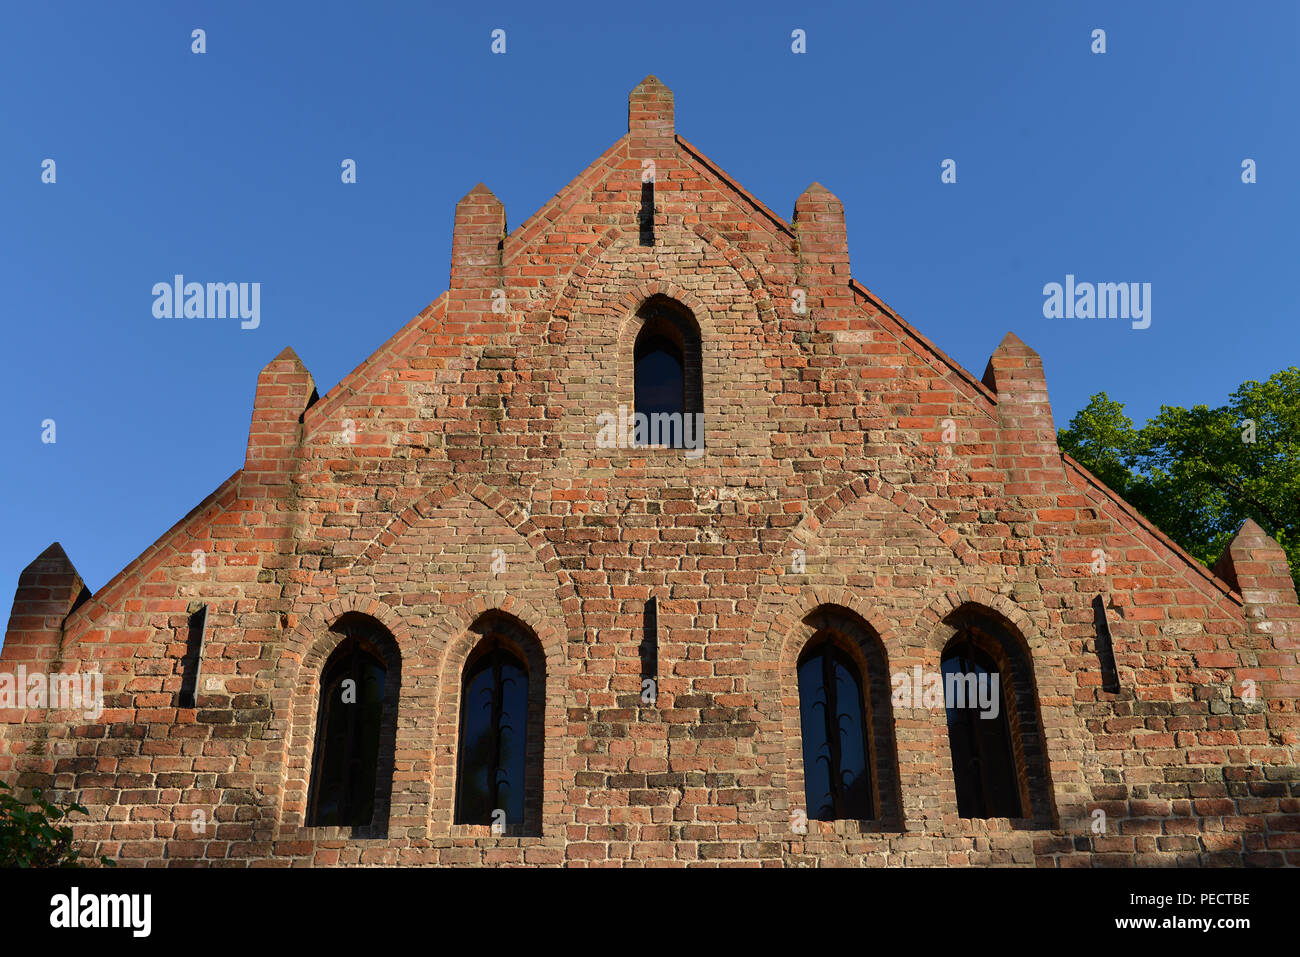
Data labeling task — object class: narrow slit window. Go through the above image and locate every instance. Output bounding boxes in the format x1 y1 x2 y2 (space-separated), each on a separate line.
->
177 606 207 709
640 596 659 702
639 180 654 245
1091 596 1120 693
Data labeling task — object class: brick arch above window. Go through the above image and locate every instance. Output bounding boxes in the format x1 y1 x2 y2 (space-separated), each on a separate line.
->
771 475 979 583
278 607 405 836
428 598 567 840
547 222 779 329
627 293 703 429
924 597 1057 827
614 281 711 361
778 599 904 832
349 477 557 576
915 588 1045 657
770 586 904 663
286 596 415 655
431 592 569 675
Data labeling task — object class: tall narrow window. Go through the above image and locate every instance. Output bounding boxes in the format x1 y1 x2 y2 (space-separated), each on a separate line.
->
306 636 387 828
634 328 685 421
942 635 1021 819
177 605 207 709
639 180 655 246
640 596 659 703
1091 595 1120 693
631 295 703 449
797 637 873 820
456 637 529 828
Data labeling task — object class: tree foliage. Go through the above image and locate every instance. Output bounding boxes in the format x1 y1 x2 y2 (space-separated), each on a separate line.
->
1059 367 1300 591
0 780 113 867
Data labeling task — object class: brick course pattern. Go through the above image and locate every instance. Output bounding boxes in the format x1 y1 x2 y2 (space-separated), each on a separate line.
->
4 77 1299 867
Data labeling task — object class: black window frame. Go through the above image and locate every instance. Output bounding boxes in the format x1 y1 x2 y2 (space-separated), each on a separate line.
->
796 635 876 821
941 632 1023 820
454 634 531 829
631 296 703 449
305 633 389 829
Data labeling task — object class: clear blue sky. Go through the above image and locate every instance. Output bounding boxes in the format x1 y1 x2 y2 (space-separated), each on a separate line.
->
2 1 1296 612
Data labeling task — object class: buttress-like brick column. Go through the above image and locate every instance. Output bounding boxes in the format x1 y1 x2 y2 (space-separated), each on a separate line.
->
982 331 1065 494
1214 519 1300 745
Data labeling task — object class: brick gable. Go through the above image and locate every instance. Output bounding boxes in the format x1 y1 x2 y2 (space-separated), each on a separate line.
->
4 76 1298 866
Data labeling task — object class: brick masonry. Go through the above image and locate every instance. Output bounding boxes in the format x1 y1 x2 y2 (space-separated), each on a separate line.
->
3 76 1299 867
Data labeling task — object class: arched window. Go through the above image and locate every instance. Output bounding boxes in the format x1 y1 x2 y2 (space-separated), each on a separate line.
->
635 326 684 417
942 635 1020 818
306 617 395 829
455 615 543 832
792 607 901 827
798 636 873 820
632 296 702 448
938 606 1052 823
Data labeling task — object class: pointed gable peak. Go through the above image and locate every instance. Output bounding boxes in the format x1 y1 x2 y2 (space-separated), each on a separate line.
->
36 541 71 564
1213 517 1292 595
793 183 845 227
982 331 1047 396
17 541 84 599
993 330 1030 353
9 542 88 635
1235 517 1267 539
629 75 674 137
795 181 842 205
457 182 502 207
251 346 315 417
632 74 669 93
261 346 308 376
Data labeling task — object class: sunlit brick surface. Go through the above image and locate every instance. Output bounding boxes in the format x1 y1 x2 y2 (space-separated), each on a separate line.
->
4 78 1298 867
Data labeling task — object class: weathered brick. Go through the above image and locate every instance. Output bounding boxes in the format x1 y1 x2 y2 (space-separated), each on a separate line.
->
2 76 1297 869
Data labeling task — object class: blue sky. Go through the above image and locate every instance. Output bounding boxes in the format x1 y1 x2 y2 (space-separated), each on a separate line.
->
2 1 1296 611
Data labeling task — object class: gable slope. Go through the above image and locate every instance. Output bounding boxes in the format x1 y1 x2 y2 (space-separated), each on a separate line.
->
1063 452 1242 607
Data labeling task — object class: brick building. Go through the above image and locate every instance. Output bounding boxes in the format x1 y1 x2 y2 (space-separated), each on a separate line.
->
3 77 1298 867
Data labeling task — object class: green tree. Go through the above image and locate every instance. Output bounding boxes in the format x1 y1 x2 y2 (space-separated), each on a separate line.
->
1059 368 1300 592
0 780 113 867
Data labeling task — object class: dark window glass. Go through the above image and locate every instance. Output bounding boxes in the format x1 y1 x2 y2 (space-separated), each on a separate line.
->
177 606 207 709
639 180 654 245
797 640 873 820
942 637 1021 818
456 640 529 828
640 596 658 689
1091 595 1120 693
634 332 685 420
630 296 702 450
307 641 386 827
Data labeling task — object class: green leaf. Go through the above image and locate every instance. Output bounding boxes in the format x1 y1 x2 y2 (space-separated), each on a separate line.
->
1060 368 1300 590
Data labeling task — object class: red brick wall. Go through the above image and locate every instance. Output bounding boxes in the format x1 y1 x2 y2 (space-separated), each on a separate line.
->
3 77 1298 867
